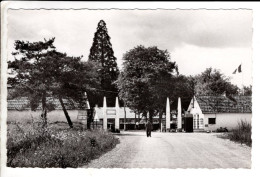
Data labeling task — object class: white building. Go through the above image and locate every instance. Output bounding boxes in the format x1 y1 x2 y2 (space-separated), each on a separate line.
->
7 95 177 130
187 95 252 131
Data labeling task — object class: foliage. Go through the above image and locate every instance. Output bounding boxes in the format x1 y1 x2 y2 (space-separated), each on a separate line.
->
8 38 101 127
241 85 252 96
227 120 252 147
116 45 178 119
88 20 119 107
191 67 239 96
7 119 119 167
8 38 57 126
169 75 194 110
216 127 228 132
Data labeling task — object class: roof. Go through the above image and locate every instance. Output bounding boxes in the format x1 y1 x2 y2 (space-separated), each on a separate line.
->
8 97 30 110
196 95 252 113
8 97 80 110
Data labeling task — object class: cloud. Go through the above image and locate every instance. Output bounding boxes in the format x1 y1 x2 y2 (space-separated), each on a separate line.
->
8 10 252 49
119 10 252 49
37 29 53 37
7 9 253 85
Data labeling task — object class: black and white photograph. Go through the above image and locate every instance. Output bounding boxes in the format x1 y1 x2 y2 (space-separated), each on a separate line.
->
1 1 260 177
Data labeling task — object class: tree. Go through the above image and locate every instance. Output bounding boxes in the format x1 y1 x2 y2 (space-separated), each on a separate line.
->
88 20 119 107
241 85 252 96
8 38 56 127
192 68 239 96
169 75 194 110
8 38 101 128
116 45 178 123
44 51 101 128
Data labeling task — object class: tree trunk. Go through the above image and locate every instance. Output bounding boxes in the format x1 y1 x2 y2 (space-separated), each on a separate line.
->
134 112 137 129
58 95 73 128
159 111 163 132
41 91 47 128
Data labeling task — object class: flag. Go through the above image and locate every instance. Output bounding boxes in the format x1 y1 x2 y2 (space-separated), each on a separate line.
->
238 64 242 73
233 64 242 74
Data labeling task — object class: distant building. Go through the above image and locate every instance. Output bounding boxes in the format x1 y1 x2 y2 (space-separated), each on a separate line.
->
86 97 169 130
186 95 252 131
7 86 177 131
7 95 173 130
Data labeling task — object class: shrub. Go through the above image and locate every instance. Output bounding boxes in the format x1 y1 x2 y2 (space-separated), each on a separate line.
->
7 120 119 167
227 120 252 147
216 127 228 132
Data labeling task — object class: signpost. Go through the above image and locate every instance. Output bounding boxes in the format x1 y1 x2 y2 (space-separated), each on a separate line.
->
77 92 94 129
77 109 95 129
77 110 88 129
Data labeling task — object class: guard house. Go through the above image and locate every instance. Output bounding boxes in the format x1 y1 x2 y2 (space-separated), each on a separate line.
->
94 97 159 130
93 97 179 131
186 95 252 131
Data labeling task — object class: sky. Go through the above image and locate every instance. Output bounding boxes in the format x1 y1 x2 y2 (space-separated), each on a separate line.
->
7 9 253 87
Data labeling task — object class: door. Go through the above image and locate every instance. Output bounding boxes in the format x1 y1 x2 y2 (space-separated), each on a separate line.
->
184 117 193 132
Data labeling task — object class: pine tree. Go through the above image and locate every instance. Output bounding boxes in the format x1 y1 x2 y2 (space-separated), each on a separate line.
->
8 38 101 128
88 20 119 106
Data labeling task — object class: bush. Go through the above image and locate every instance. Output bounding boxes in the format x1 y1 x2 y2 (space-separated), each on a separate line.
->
227 120 251 147
216 127 228 132
7 120 119 167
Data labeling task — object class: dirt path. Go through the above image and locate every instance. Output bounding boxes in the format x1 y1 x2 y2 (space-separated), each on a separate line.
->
83 131 251 168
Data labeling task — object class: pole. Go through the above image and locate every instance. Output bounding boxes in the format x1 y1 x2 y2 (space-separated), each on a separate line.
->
138 112 140 126
93 114 94 129
135 112 137 129
124 101 126 131
241 63 244 95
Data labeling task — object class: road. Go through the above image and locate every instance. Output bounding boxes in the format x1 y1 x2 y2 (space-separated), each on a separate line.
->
84 131 251 168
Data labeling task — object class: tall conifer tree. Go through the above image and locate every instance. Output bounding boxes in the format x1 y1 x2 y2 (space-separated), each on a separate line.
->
88 20 119 106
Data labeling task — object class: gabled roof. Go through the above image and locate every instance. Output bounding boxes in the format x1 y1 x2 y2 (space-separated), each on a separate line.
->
196 95 252 113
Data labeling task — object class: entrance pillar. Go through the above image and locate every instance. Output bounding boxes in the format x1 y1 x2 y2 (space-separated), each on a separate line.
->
166 97 170 130
115 97 120 130
103 97 107 130
177 97 182 129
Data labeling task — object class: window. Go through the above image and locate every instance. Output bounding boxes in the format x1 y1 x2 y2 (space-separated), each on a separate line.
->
208 118 216 124
200 118 204 128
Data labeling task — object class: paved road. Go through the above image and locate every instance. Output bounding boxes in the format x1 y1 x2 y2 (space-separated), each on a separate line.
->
84 131 251 169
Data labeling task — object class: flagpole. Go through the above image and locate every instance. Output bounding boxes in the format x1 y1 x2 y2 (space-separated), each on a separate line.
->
232 63 243 95
241 62 244 95
240 59 244 95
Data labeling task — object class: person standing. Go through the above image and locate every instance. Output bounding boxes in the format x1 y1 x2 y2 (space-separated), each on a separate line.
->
146 120 152 137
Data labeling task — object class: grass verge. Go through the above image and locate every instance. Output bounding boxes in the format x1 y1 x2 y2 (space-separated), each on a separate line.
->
7 121 119 168
219 120 251 147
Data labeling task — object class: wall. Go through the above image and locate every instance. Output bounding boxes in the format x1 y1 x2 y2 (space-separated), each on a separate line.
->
7 110 81 123
204 113 252 131
187 97 205 129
